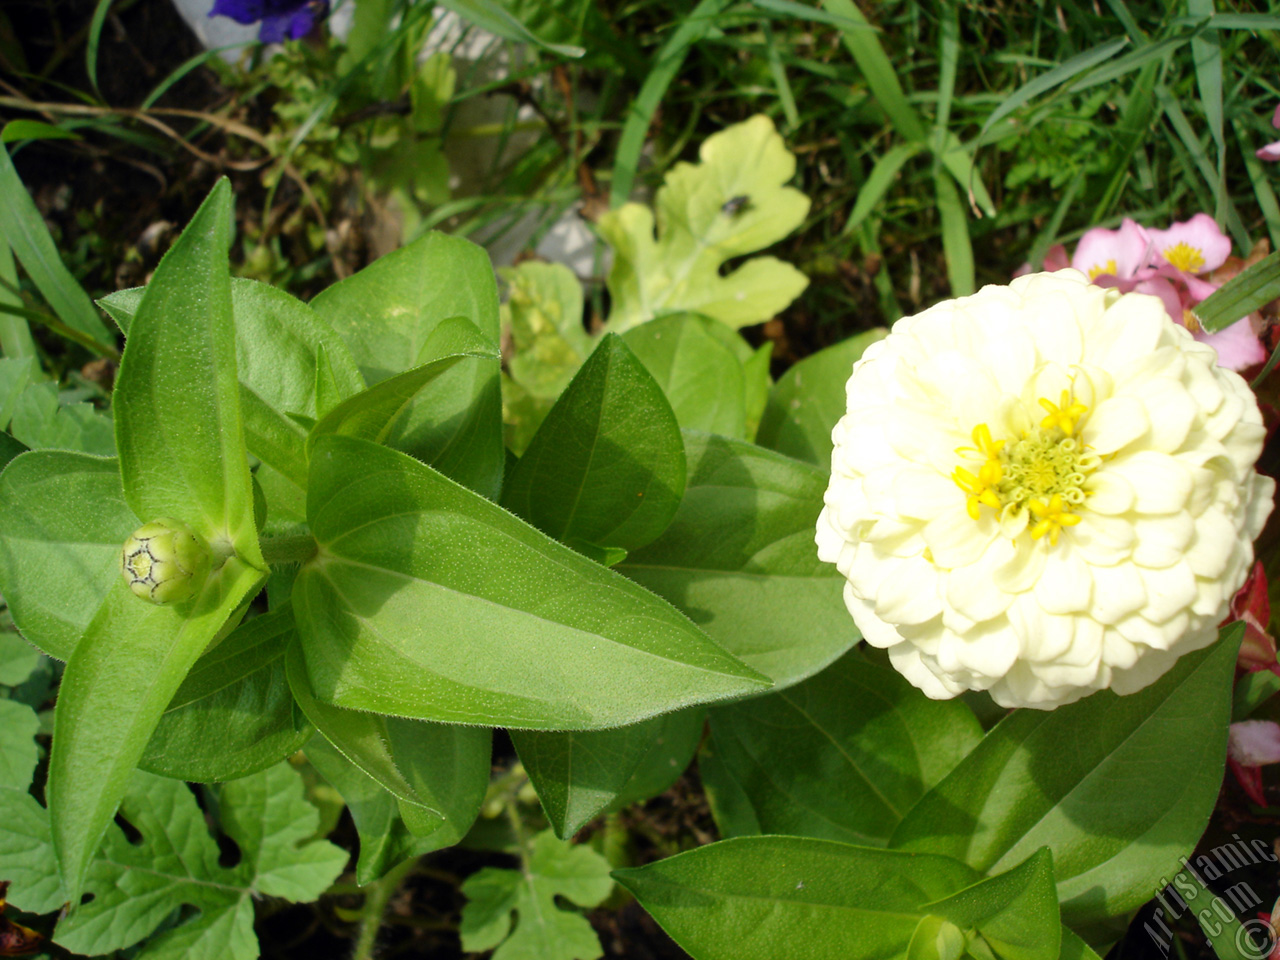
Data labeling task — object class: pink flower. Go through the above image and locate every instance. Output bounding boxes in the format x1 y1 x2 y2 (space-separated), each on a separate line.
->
1228 720 1280 805
1258 104 1280 162
1147 213 1233 276
1070 218 1151 282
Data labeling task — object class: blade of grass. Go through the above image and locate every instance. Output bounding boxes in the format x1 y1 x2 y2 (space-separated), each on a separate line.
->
1090 58 1163 222
933 3 959 158
934 170 974 296
1027 168 1086 271
938 131 995 218
608 0 734 207
0 136 113 348
1187 0 1226 224
842 142 925 236
1233 116 1280 252
752 0 870 30
1193 249 1280 332
85 0 114 99
141 45 253 110
820 0 927 142
761 19 799 131
1066 35 1189 93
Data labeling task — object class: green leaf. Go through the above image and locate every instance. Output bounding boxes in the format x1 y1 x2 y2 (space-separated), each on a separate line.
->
701 650 982 846
0 697 39 789
756 327 887 465
0 631 40 686
50 763 346 959
0 355 34 427
286 638 490 836
460 830 612 960
0 450 137 661
1194 249 1280 332
503 260 593 402
48 560 266 902
308 316 498 456
140 607 311 782
502 334 685 555
9 380 115 456
295 434 768 729
513 720 666 838
619 432 855 688
434 0 585 56
920 848 1060 960
621 313 749 438
599 115 810 333
312 232 504 499
305 729 484 885
0 429 26 468
890 628 1241 931
614 837 980 960
112 179 261 569
0 142 113 348
608 705 706 810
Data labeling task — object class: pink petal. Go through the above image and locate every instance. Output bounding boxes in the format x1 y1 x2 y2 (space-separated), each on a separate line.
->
1132 275 1183 324
1071 218 1151 280
1272 102 1280 128
1043 244 1070 272
1181 273 1219 302
1231 720 1280 766
1230 756 1269 806
1147 213 1233 274
1257 140 1280 162
1193 314 1267 371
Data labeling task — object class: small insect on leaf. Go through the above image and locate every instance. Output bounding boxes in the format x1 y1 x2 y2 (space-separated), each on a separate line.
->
721 194 753 217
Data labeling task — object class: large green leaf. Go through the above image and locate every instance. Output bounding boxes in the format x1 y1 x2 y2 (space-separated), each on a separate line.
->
140 607 310 782
621 313 750 439
8 381 115 457
513 719 666 839
617 838 1061 960
755 327 887 465
0 450 136 661
48 561 265 902
112 179 261 568
311 231 504 499
615 837 979 960
619 432 855 688
701 650 982 846
294 434 769 729
502 334 685 557
890 628 1241 930
285 637 489 836
599 115 810 333
608 705 706 810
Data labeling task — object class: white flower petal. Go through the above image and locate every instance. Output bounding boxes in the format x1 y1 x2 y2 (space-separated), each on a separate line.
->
1082 395 1149 456
1103 452 1193 514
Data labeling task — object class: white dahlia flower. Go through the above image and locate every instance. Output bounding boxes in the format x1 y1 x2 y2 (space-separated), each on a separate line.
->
816 270 1275 709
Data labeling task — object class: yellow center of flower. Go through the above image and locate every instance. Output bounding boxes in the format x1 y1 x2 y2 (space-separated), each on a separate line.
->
1161 241 1205 273
1087 259 1118 280
951 391 1100 546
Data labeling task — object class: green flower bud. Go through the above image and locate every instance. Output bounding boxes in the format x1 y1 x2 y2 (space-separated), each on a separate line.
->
120 518 212 605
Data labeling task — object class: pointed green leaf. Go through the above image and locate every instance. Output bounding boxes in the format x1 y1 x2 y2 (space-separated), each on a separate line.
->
112 179 261 567
756 327 887 464
622 313 749 438
600 115 810 333
140 607 311 782
614 837 980 960
295 434 769 729
513 719 664 838
701 650 981 845
307 315 498 457
891 628 1241 930
0 143 112 347
0 450 137 661
48 559 266 902
608 704 705 810
620 432 855 688
502 334 685 555
920 848 1060 960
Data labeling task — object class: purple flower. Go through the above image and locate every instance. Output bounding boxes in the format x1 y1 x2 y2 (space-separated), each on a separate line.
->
208 0 328 42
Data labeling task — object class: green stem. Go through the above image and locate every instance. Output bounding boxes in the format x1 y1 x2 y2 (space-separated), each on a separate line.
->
351 855 417 960
259 534 318 566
